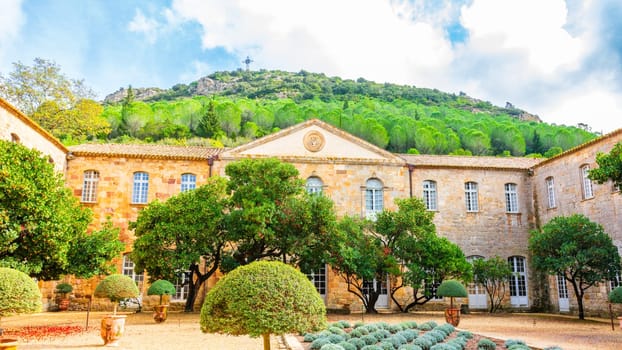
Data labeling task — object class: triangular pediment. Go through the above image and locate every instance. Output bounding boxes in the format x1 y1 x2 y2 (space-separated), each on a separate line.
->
221 119 404 164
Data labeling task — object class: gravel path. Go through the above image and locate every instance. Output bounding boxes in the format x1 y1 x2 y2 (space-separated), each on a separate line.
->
1 310 620 350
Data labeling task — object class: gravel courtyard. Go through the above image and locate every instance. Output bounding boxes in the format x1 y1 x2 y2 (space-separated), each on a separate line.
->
1 310 620 350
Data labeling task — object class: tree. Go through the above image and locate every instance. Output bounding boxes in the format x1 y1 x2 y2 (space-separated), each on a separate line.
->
529 214 621 319
31 98 110 141
223 158 337 268
0 58 95 115
0 141 122 279
472 256 512 313
197 100 221 138
130 178 228 312
589 142 622 191
200 261 326 350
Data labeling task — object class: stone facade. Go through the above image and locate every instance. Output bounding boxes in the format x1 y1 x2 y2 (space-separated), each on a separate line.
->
2 97 622 316
0 97 67 173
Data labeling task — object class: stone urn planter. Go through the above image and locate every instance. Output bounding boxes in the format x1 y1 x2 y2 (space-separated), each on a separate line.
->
0 268 42 350
94 274 139 346
147 280 176 323
609 286 622 330
437 279 468 327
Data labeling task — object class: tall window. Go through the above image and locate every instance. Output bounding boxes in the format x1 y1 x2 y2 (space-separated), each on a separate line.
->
122 255 144 291
306 176 323 194
611 271 622 290
306 265 327 298
365 178 384 220
464 182 479 212
546 177 556 208
508 256 528 306
180 173 196 192
81 170 100 203
504 183 518 213
422 180 437 211
173 271 190 301
581 165 594 199
132 172 149 204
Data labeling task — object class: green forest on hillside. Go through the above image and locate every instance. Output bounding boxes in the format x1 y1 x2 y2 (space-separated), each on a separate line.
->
0 60 596 156
102 70 595 157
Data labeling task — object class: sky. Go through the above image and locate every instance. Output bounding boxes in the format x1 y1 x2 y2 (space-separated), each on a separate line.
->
1 0 621 134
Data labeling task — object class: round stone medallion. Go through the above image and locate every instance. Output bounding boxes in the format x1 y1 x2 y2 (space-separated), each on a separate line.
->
303 130 325 152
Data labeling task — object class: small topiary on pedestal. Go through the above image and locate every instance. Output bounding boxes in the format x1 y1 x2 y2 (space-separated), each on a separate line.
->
437 280 468 327
146 280 175 323
94 274 139 346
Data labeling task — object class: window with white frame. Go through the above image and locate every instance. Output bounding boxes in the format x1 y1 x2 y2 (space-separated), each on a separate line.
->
504 183 519 213
173 271 190 301
132 172 149 204
508 256 528 305
122 254 144 290
422 180 437 211
546 177 556 208
81 170 100 203
365 178 384 220
611 271 622 290
306 176 323 194
464 181 479 212
180 173 196 192
581 165 594 199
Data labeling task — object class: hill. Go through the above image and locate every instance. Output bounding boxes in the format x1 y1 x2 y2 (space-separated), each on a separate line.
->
99 69 594 157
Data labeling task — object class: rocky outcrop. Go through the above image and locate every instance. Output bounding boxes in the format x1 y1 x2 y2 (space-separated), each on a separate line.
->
192 76 236 96
103 87 166 104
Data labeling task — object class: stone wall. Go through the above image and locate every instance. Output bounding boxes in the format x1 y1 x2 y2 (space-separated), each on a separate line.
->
0 98 67 173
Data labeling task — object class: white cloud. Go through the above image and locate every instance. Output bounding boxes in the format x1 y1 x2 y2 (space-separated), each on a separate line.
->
0 0 25 65
179 60 212 84
128 9 160 43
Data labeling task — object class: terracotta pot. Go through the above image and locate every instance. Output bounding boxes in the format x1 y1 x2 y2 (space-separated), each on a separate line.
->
58 298 69 311
618 316 622 330
100 315 127 347
444 307 461 327
0 338 18 350
153 305 169 323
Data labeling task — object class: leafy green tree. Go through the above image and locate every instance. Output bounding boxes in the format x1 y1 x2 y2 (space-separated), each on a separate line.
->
0 57 95 115
224 158 337 269
529 214 621 319
472 256 512 313
544 146 563 158
198 100 221 138
200 261 326 350
130 178 228 312
0 141 122 279
67 218 124 278
216 101 242 137
589 142 622 190
32 98 110 141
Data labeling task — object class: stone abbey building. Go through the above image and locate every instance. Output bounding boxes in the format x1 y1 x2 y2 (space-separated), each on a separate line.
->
2 97 621 316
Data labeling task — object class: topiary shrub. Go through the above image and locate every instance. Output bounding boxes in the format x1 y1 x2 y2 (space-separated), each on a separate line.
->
400 321 417 329
609 286 622 304
338 341 357 350
360 346 383 350
329 326 347 335
396 329 417 342
348 337 366 349
94 274 140 315
477 338 496 350
55 282 73 296
320 344 346 350
507 345 530 350
304 333 319 342
327 333 346 344
200 261 326 350
146 279 175 305
312 338 333 349
413 336 434 349
437 280 468 311
398 345 423 350
504 339 525 347
379 342 394 350
361 334 378 345
0 268 42 324
456 330 473 339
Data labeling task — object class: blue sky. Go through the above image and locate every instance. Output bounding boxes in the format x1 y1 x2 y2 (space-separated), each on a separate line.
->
1 0 621 134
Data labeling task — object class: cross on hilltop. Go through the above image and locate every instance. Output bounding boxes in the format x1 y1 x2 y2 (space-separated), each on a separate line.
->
242 56 253 71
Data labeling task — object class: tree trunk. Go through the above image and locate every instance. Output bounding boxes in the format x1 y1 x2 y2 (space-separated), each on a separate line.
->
184 281 200 312
366 292 379 313
262 333 271 350
569 280 585 320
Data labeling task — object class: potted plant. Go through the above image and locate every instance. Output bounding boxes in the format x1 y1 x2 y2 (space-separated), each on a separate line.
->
54 283 72 311
608 286 622 329
0 268 42 350
94 274 139 347
437 279 468 326
146 280 175 323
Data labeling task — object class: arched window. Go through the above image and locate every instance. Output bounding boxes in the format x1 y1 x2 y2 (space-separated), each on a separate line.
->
306 176 323 194
545 177 556 208
365 178 384 220
504 183 518 213
464 181 479 212
132 171 149 204
422 180 437 211
181 173 197 192
581 164 593 199
81 170 100 203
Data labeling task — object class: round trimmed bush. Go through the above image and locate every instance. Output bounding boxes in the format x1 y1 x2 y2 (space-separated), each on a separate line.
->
398 345 423 350
147 279 175 304
338 341 357 350
0 268 42 319
362 334 378 345
200 261 326 338
94 274 139 302
361 346 383 350
396 329 417 342
304 333 319 342
477 338 496 350
312 338 333 349
321 344 346 350
609 286 622 303
348 337 366 349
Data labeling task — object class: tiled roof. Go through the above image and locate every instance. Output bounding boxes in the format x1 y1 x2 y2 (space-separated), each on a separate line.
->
399 154 542 170
68 143 224 160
